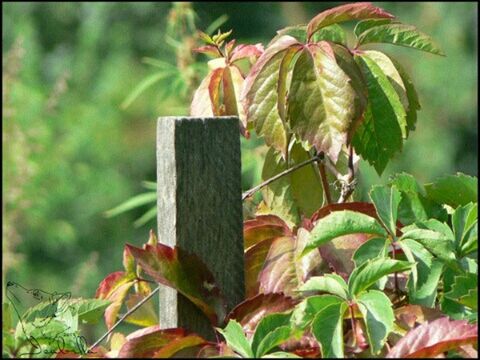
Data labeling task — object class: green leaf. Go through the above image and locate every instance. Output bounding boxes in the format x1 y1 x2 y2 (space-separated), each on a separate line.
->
288 43 356 163
400 239 443 307
424 173 477 208
302 210 387 256
289 141 324 217
369 184 402 236
217 320 254 358
400 228 456 266
104 192 157 218
290 295 344 331
357 290 395 355
390 59 421 135
352 237 389 267
306 2 394 40
311 301 348 358
313 24 347 45
252 313 291 356
348 258 411 296
243 36 301 155
441 267 467 319
445 273 478 311
270 25 307 45
388 173 447 225
352 53 406 175
356 23 445 56
298 274 349 300
354 19 395 37
262 351 301 358
256 326 292 357
452 202 478 256
63 298 111 324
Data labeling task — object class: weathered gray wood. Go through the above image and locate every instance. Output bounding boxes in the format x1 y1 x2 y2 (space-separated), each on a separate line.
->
156 116 245 340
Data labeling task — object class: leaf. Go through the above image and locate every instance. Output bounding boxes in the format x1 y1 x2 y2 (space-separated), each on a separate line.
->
259 236 299 298
252 313 292 357
354 19 395 37
306 2 394 40
270 25 307 45
217 320 254 358
388 172 447 225
290 295 344 331
310 202 381 223
302 210 387 256
245 237 276 297
357 290 394 354
353 237 389 267
363 51 409 135
260 147 300 227
399 228 456 266
313 24 347 45
126 243 226 325
390 58 421 135
289 141 324 217
121 71 171 109
351 53 406 175
298 274 349 300
262 351 301 358
123 293 158 327
348 258 411 296
441 267 468 320
356 23 445 56
153 334 208 358
226 293 297 338
242 35 301 155
424 173 477 208
193 45 221 58
452 202 478 255
294 227 324 283
311 301 348 358
118 326 187 358
369 184 402 236
445 273 478 311
400 239 443 307
230 43 264 63
330 44 368 142
104 192 157 218
208 67 225 115
63 298 111 325
243 215 292 250
288 43 356 163
386 317 478 358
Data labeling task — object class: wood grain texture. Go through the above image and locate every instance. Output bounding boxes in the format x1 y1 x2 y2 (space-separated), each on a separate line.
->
157 116 245 340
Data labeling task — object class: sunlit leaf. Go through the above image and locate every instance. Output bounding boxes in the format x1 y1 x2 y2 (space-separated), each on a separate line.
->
245 237 276 297
311 301 348 358
216 320 254 358
252 313 292 357
124 293 158 327
302 210 387 256
445 273 478 311
369 184 402 236
356 23 445 56
290 294 344 331
298 274 349 300
243 215 292 250
288 43 356 163
230 44 264 63
352 237 389 267
386 317 478 358
307 2 394 40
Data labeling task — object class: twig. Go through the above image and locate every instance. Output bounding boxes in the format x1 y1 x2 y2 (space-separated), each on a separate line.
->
317 157 332 204
87 286 160 352
338 145 356 203
242 153 323 201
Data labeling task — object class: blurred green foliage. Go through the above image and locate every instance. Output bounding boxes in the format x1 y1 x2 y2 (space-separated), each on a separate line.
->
2 1 477 342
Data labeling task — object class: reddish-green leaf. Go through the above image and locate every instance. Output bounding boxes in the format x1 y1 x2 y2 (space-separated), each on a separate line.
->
356 23 445 56
386 317 478 358
126 243 226 325
193 45 221 58
209 67 224 115
118 326 188 358
245 237 276 297
352 53 406 175
243 215 292 250
153 334 209 358
242 35 301 155
227 293 297 339
190 68 222 117
124 293 158 328
307 2 394 40
230 43 264 63
288 43 357 163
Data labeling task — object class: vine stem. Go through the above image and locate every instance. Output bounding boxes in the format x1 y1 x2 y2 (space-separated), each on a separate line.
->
88 285 160 353
391 241 400 296
242 153 323 201
349 303 357 347
318 158 333 204
338 144 356 203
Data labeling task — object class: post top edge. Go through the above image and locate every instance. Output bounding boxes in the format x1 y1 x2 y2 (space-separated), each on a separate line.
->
157 116 240 123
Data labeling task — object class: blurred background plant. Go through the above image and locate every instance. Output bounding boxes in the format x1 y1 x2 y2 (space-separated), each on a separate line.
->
2 1 477 342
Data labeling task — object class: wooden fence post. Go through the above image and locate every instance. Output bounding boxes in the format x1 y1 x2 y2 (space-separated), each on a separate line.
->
156 116 245 340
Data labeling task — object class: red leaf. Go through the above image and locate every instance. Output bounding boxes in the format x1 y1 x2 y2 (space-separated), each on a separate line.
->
230 43 264 63
104 281 134 330
118 326 187 358
226 293 297 338
386 317 478 358
208 67 224 116
307 2 394 40
126 243 226 325
153 334 210 358
193 45 221 58
243 215 292 250
95 271 128 299
394 304 444 330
